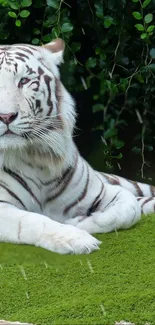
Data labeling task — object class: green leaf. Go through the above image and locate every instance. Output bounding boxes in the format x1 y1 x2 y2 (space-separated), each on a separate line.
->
19 10 30 18
46 0 59 9
51 26 60 38
141 33 147 39
93 94 99 100
36 20 42 25
148 63 155 70
10 3 20 10
15 19 21 27
33 28 40 35
32 38 40 45
0 31 9 40
112 139 124 149
142 0 152 8
132 146 141 154
147 25 155 32
95 47 100 55
144 13 153 24
132 0 139 2
100 51 106 60
61 22 73 33
71 42 81 53
146 145 153 151
42 34 52 43
150 48 155 58
94 3 104 19
43 17 57 28
104 128 117 139
134 73 144 83
92 104 104 113
111 153 123 159
120 78 128 87
8 11 17 18
104 16 113 28
86 57 97 68
135 24 144 31
0 0 7 5
21 0 32 7
132 12 142 20
92 125 104 131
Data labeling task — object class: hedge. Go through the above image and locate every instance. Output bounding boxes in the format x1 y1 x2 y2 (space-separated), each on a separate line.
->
0 0 155 175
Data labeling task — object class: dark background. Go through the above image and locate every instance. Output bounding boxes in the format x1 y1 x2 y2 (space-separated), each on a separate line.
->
0 0 155 182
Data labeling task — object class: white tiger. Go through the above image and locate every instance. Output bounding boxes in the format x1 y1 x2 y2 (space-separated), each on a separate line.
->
0 38 154 255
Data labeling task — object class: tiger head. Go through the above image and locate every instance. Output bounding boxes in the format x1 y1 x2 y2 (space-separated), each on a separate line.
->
0 39 76 165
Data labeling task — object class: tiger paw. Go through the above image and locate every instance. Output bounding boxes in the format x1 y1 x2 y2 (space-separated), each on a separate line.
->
37 224 101 255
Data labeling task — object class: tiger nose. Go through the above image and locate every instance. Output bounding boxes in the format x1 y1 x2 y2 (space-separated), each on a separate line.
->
0 112 18 124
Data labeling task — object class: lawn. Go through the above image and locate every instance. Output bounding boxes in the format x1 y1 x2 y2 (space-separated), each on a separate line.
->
0 215 155 325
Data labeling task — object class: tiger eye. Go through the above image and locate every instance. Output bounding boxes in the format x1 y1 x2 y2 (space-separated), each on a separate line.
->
18 77 30 88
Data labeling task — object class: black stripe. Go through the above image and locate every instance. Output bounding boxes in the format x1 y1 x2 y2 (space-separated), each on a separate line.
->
103 191 120 212
102 173 120 186
141 197 154 208
150 185 155 196
26 65 36 75
87 179 104 216
14 45 39 53
40 175 60 186
137 197 143 201
28 80 40 91
15 56 25 62
0 200 15 206
64 163 90 214
44 75 53 116
3 168 41 209
45 154 78 204
21 174 41 190
25 97 35 113
128 180 144 197
15 51 29 59
0 183 26 209
15 46 34 55
55 78 63 125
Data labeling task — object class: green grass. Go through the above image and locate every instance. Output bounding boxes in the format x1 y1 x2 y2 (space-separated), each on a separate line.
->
0 215 155 325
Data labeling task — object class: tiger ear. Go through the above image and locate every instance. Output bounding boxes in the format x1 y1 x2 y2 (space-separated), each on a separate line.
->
43 38 65 65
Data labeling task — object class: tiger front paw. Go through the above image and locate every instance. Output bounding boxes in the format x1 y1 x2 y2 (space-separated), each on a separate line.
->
37 224 101 255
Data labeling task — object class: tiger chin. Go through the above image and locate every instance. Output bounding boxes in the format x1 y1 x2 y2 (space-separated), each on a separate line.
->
0 39 154 255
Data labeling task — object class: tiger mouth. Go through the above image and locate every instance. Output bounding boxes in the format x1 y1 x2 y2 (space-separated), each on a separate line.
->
4 130 15 135
2 129 29 138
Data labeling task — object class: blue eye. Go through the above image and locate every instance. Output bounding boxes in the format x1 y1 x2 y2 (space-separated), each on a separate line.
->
18 77 30 88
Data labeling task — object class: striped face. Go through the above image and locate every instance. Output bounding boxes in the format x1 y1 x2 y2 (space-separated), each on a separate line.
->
0 39 75 159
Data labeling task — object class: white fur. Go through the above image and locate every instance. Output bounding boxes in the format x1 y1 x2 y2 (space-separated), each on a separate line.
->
0 40 152 255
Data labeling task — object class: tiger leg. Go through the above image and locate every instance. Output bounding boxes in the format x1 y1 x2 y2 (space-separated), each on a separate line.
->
65 184 141 234
0 203 101 254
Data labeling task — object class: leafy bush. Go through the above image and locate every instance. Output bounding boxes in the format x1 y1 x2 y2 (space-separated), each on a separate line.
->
0 0 155 176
